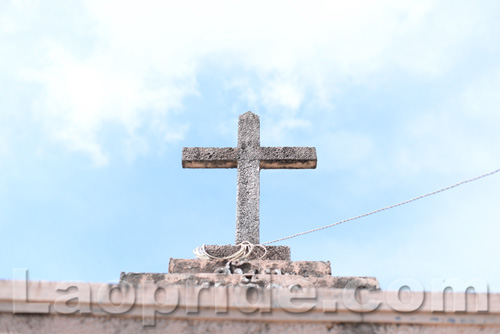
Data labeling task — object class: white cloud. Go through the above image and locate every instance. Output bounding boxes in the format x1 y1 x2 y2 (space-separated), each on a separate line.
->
260 75 305 111
21 39 193 166
4 0 497 164
396 67 500 176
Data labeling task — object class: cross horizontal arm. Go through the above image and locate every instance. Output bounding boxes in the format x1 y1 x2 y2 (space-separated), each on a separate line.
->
260 147 317 169
182 147 238 168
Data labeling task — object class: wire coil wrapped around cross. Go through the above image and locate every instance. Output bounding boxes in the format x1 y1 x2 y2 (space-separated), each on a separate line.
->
193 241 268 261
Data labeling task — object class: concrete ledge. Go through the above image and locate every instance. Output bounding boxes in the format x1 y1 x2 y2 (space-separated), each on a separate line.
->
204 244 290 260
168 259 331 276
0 279 498 333
3 315 499 334
120 272 379 289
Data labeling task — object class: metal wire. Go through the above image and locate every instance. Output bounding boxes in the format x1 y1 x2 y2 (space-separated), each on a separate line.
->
263 167 500 245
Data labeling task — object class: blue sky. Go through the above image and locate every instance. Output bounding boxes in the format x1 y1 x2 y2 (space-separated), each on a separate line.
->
1 0 500 292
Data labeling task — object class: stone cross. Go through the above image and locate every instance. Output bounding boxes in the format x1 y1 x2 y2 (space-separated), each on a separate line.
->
182 111 317 245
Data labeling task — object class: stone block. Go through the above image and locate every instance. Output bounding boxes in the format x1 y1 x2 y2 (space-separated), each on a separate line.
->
119 272 379 290
203 244 290 260
168 259 331 277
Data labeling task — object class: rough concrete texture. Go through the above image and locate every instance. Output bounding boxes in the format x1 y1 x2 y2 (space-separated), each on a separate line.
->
260 146 317 169
236 112 260 245
182 146 317 170
3 280 498 333
168 259 331 277
182 147 237 168
236 159 260 244
120 272 379 289
204 244 290 260
182 111 317 244
4 314 499 334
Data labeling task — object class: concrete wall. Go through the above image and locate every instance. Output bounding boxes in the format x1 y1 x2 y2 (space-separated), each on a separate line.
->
1 280 498 333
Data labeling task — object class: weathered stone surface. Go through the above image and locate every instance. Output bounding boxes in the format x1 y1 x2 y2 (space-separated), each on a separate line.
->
182 147 237 168
182 146 317 169
182 111 317 245
235 158 260 244
120 272 379 289
4 315 499 334
260 147 317 169
6 280 497 333
204 244 290 260
168 259 331 277
122 257 378 290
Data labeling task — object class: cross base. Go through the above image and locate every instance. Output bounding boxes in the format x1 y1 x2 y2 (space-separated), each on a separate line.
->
120 259 379 290
202 244 290 261
168 258 330 276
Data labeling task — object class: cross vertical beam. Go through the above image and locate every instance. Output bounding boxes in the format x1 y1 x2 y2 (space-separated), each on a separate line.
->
236 112 260 244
